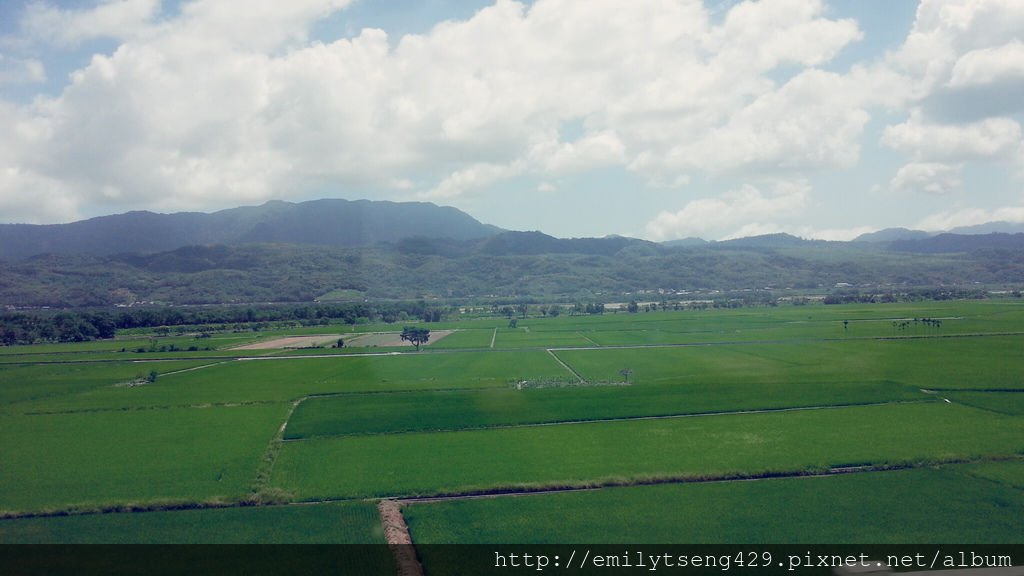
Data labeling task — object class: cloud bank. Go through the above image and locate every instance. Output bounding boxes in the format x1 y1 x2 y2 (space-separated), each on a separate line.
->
0 0 1021 240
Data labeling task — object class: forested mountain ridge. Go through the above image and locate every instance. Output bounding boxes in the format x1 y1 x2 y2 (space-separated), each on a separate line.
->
3 199 1024 307
0 199 502 260
3 232 1024 308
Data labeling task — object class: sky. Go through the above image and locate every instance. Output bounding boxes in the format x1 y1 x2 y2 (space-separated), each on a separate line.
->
0 0 1022 241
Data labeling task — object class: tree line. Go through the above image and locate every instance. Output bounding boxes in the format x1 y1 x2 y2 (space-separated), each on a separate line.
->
0 301 449 345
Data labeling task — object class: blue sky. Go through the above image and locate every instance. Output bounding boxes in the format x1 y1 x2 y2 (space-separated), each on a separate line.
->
1 0 1022 240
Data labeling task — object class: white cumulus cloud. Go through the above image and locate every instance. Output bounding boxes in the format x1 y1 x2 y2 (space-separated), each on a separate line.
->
20 0 162 46
949 41 1024 88
643 180 810 241
0 0 878 223
882 112 1023 162
0 55 46 85
916 205 1024 231
889 162 962 195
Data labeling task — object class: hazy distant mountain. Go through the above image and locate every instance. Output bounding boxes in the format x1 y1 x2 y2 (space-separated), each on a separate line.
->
661 237 708 247
0 199 502 260
949 221 1024 235
717 233 815 248
477 231 651 256
6 196 1024 263
853 228 933 243
888 232 1024 253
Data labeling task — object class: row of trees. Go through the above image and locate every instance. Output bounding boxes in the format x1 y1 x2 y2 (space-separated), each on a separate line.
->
0 301 449 346
824 287 991 305
0 312 117 345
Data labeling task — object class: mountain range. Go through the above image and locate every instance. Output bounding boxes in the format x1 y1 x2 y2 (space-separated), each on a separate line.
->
852 222 1024 243
3 198 1024 260
3 199 1024 307
0 198 501 261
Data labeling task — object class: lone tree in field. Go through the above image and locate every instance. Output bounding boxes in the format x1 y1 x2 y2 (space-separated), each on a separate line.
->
400 326 430 351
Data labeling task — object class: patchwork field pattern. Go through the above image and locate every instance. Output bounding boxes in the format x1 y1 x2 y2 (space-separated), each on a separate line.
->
1 300 1023 548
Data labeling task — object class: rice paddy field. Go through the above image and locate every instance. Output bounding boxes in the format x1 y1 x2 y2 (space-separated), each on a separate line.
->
2 299 1023 571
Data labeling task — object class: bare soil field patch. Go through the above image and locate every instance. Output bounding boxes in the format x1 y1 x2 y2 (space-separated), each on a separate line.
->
233 331 454 350
233 335 346 350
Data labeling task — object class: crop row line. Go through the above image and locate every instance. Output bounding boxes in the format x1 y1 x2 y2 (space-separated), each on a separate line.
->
4 454 1021 522
281 398 942 442
21 398 288 416
249 396 307 505
347 455 1024 506
546 349 587 384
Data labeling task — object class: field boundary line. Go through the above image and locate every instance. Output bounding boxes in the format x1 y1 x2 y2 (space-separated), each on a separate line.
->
546 349 587 384
22 399 287 416
576 332 600 346
384 455 1024 505
250 396 308 504
279 398 941 442
159 360 234 377
489 328 497 349
921 387 1024 393
6 454 1022 521
391 466 909 504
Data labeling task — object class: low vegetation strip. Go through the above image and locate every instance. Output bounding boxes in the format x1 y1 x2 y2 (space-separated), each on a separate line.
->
269 402 1024 501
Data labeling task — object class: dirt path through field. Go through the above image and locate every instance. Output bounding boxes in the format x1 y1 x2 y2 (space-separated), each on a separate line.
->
158 360 233 377
546 349 587 384
378 500 424 576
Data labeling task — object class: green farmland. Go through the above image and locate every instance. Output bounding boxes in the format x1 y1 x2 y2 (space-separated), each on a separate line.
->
2 299 1023 556
404 464 1024 543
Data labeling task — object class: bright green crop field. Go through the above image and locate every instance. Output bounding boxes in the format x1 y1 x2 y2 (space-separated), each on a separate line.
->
284 379 925 439
404 462 1024 544
271 402 1024 500
1 299 1022 549
0 404 287 514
